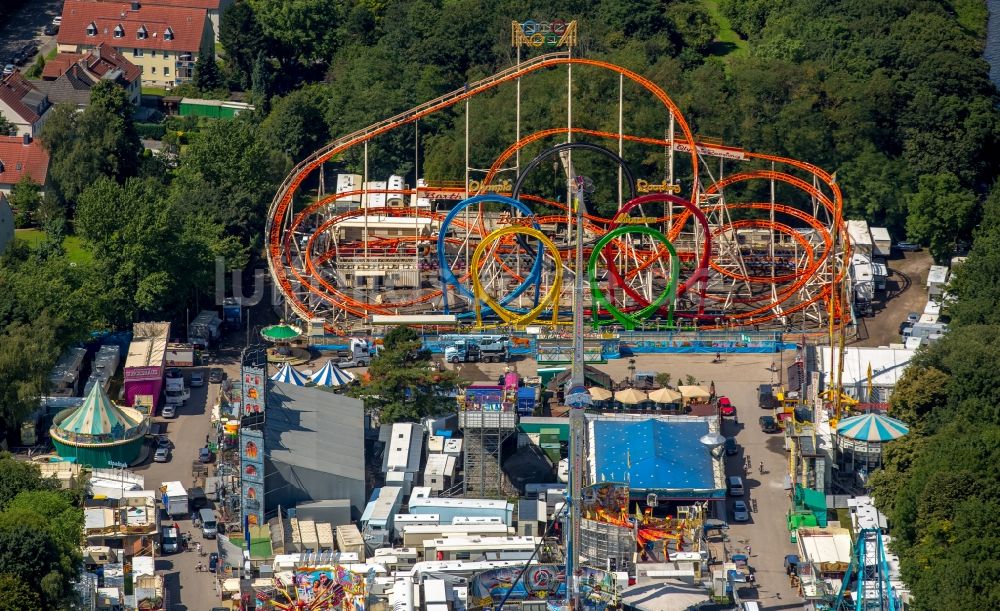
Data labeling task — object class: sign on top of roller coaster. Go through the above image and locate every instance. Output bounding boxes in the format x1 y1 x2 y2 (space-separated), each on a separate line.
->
511 20 578 48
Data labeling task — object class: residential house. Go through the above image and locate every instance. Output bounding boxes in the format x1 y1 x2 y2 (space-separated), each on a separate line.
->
57 0 213 89
0 134 50 196
0 72 51 137
135 0 232 43
39 43 142 106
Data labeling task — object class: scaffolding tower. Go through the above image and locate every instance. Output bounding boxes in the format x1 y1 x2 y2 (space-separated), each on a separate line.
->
458 388 518 498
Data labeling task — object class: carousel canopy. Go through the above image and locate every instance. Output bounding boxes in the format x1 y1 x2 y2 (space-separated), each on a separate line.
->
310 360 356 387
55 383 143 438
271 362 308 386
260 323 301 342
837 412 909 442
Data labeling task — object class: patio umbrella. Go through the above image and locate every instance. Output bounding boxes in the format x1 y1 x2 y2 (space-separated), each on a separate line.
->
270 362 307 386
648 387 683 403
836 412 909 442
588 387 613 401
614 388 648 405
310 360 357 387
678 385 712 399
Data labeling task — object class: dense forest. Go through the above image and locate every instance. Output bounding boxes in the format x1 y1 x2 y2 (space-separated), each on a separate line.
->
1 0 999 606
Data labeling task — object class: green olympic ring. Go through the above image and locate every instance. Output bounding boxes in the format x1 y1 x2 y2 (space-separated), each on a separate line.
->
588 225 679 330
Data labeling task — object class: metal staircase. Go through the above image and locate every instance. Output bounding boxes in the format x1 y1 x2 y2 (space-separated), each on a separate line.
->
831 528 900 611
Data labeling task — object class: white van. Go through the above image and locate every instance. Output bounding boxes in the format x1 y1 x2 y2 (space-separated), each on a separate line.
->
199 508 217 539
728 476 745 496
742 602 761 611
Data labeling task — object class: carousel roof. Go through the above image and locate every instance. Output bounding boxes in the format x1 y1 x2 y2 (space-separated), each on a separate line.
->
54 383 143 438
271 362 308 385
310 360 356 387
260 323 301 341
837 412 909 442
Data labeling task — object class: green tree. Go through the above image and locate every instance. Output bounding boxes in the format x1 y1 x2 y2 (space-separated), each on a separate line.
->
248 0 341 68
905 173 977 262
666 2 718 54
0 113 15 137
194 40 224 92
0 454 59 510
220 1 265 88
250 50 272 110
351 326 460 423
0 573 42 611
260 85 331 161
7 176 41 228
0 318 60 429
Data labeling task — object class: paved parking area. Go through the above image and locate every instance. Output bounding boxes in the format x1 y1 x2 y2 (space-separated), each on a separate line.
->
0 0 61 70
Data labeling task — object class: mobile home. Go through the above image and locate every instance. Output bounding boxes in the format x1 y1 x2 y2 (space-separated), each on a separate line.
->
423 454 457 493
400 523 514 549
407 497 513 526
361 486 404 548
422 536 539 562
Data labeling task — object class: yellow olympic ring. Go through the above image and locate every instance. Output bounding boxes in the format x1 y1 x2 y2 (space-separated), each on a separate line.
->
471 226 562 328
529 33 545 47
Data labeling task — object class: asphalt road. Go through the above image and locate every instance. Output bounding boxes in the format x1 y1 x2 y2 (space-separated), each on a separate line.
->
132 350 244 610
0 0 61 70
591 352 806 610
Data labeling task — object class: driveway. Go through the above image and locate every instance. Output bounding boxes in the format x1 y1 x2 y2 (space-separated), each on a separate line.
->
854 250 932 347
1 0 63 71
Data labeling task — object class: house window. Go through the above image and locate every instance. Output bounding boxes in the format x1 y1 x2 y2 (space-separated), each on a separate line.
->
164 27 174 41
149 50 156 57
114 24 124 38
134 48 143 57
455 552 471 560
151 66 156 74
137 25 148 40
87 22 97 36
164 66 169 75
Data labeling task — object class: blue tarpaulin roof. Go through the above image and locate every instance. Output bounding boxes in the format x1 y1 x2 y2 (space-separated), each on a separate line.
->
592 419 717 493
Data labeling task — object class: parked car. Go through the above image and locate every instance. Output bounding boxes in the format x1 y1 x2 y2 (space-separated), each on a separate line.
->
52 16 62 26
208 552 219 573
15 43 37 66
725 437 739 456
208 368 225 384
732 500 750 522
718 396 735 417
156 436 171 449
153 446 170 462
161 404 176 418
188 486 208 510
895 241 921 252
757 384 779 409
190 372 205 387
43 23 59 35
198 447 213 463
759 415 779 433
2 64 14 77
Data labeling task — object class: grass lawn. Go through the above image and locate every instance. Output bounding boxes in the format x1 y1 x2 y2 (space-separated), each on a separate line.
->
701 0 748 58
141 86 169 97
14 228 91 264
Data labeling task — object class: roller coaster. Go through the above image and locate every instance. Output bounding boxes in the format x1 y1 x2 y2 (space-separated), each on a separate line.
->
265 52 850 332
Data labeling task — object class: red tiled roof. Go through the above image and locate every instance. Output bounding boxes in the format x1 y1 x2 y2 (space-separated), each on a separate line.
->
0 136 50 186
139 0 223 9
58 0 208 53
42 53 85 80
42 44 142 85
0 72 44 124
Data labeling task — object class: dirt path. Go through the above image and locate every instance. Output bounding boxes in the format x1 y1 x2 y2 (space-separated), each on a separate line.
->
855 250 932 347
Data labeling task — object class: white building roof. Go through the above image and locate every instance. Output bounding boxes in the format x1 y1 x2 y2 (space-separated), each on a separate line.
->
847 220 873 249
125 322 170 369
927 265 949 287
818 347 915 388
869 226 891 242
798 528 853 565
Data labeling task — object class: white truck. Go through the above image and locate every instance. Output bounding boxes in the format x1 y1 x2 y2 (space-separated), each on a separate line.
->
164 369 189 407
445 336 511 364
161 481 189 518
334 337 372 368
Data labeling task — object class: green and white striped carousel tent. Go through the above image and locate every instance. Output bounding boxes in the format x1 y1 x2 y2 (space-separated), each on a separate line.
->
50 383 149 468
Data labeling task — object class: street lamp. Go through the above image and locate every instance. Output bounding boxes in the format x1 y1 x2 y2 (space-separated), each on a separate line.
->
628 358 636 384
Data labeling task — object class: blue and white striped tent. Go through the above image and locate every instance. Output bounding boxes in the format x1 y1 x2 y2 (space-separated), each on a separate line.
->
271 362 308 386
836 413 909 442
310 360 356 387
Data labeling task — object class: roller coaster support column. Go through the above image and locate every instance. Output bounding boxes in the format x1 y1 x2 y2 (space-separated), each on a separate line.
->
564 175 591 611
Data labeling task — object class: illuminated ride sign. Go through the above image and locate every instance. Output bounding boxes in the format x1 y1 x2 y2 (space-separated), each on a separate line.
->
636 179 681 194
511 20 578 48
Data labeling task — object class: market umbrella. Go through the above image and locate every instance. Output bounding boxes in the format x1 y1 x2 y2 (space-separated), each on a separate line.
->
678 385 712 399
614 388 648 405
836 412 909 442
648 387 683 403
310 360 357 387
588 387 613 401
270 362 307 386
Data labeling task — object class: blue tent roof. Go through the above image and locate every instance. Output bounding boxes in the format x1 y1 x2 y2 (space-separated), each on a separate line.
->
837 412 909 442
271 362 307 386
310 360 356 387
